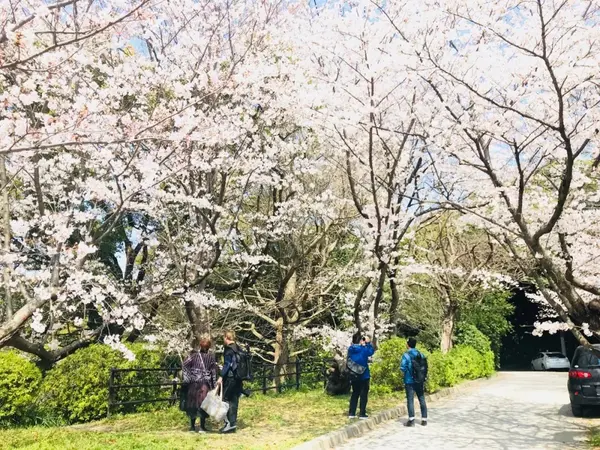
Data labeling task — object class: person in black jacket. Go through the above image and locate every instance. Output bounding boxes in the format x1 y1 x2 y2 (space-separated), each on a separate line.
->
217 330 243 433
325 360 351 395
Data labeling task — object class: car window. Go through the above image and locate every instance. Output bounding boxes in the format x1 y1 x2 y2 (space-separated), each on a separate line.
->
573 348 600 368
545 353 565 358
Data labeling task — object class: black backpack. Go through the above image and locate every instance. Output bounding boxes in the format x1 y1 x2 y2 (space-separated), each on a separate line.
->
410 352 428 384
232 345 253 381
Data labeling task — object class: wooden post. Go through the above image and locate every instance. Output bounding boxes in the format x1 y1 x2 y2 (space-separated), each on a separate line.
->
262 364 267 395
107 368 115 418
170 374 178 407
295 359 301 390
277 364 282 394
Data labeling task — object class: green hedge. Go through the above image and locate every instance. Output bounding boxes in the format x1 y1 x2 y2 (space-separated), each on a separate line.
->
0 351 43 424
455 324 492 355
370 337 406 392
371 337 494 394
37 344 169 424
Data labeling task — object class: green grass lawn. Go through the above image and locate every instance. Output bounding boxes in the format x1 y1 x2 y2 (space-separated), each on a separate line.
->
590 428 600 449
0 390 405 450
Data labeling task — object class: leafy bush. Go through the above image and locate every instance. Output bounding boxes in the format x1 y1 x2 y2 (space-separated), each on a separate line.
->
440 349 460 387
121 345 175 414
459 289 514 359
424 350 446 393
482 350 495 377
0 351 42 424
448 345 485 380
371 337 494 394
369 383 394 395
454 324 492 355
37 344 168 424
37 345 123 423
370 337 408 391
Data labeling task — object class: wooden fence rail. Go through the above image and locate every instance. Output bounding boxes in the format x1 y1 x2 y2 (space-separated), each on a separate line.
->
107 358 333 417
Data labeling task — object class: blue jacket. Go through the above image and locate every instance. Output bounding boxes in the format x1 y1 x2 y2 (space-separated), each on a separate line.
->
348 343 375 380
401 348 422 384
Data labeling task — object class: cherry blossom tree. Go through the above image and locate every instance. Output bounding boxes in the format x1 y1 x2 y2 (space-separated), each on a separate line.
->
298 1 440 342
405 213 517 352
5 0 599 366
403 0 600 344
0 0 163 362
232 185 355 385
0 0 309 361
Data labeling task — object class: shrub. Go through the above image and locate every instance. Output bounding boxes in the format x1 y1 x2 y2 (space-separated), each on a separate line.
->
118 344 170 414
370 337 408 391
371 337 495 394
440 351 460 387
424 350 446 393
459 289 514 362
0 351 42 424
482 350 495 377
369 384 393 395
37 345 123 423
37 343 167 424
454 324 492 355
448 345 485 380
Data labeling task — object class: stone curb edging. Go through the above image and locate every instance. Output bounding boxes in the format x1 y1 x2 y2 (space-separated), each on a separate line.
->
293 375 497 450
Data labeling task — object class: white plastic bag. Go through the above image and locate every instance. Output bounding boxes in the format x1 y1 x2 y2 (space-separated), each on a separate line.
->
201 385 229 422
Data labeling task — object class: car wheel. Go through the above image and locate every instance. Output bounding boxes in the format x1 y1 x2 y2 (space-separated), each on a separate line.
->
541 364 546 371
571 403 584 418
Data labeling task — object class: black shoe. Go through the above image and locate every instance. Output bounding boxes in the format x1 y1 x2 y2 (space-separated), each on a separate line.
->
242 388 252 398
359 415 369 420
405 420 415 427
421 420 427 426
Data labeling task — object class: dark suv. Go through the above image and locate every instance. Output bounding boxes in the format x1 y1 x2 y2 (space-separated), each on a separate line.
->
568 344 600 417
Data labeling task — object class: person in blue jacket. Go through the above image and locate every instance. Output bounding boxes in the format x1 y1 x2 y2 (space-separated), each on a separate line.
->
400 337 428 427
347 332 375 419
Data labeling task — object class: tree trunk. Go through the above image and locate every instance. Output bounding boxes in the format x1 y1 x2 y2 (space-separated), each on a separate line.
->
370 269 386 347
184 286 211 346
353 279 372 333
0 295 52 345
1 156 12 320
6 327 102 369
389 276 400 334
272 317 290 391
192 304 210 345
441 304 457 354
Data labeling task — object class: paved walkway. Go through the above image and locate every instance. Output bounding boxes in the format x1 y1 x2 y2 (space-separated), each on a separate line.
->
338 372 594 450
